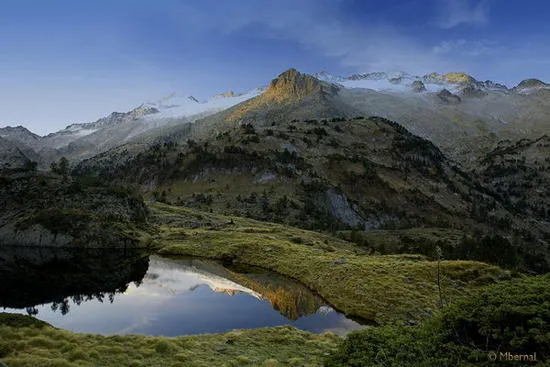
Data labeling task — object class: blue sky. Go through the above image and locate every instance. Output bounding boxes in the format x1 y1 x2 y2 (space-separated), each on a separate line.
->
1 0 549 135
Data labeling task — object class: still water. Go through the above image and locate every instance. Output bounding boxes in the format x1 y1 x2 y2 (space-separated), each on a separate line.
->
0 247 363 336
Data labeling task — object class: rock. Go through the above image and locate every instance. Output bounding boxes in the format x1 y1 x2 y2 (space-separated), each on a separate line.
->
0 137 33 169
515 78 549 89
323 189 365 228
436 89 461 104
411 80 427 93
403 276 413 284
333 257 347 265
460 84 487 98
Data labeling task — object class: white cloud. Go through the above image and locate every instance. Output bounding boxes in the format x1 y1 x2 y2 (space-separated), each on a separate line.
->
437 0 489 29
431 39 497 57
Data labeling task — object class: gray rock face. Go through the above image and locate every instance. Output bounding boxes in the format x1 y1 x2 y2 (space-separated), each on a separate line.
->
0 126 41 148
411 80 427 93
325 189 365 228
460 84 488 98
436 89 462 104
0 137 31 168
0 170 149 248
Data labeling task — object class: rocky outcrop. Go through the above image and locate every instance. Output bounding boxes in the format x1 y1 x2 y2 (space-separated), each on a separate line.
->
436 89 462 104
0 170 150 248
423 72 476 85
263 68 334 102
460 84 488 98
323 189 365 228
515 78 548 89
0 137 32 169
411 80 427 93
514 79 550 94
225 68 345 123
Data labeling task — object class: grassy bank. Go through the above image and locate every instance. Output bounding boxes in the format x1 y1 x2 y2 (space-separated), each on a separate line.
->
153 203 511 325
327 274 550 366
0 314 340 367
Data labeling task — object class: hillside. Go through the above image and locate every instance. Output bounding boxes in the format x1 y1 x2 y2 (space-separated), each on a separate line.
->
0 168 152 248
476 135 550 257
72 70 550 272
0 137 33 169
3 69 550 171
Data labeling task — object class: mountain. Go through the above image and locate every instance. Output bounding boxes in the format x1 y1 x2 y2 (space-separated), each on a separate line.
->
0 89 264 166
72 68 550 273
76 113 502 233
309 71 550 166
0 169 150 247
478 135 550 225
0 126 41 148
222 68 352 124
3 68 550 169
0 136 32 169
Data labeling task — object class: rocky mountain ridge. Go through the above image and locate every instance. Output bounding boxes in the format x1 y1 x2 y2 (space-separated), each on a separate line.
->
1 68 549 169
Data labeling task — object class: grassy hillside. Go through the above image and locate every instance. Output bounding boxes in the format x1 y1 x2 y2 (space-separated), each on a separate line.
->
0 314 340 367
78 117 496 231
0 168 153 248
327 274 550 366
152 203 511 325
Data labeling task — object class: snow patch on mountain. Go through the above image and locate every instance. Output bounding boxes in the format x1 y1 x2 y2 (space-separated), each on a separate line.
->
144 88 265 121
314 71 499 95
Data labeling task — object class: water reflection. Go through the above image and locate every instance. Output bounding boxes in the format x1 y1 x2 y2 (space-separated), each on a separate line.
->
1 248 364 336
0 246 149 314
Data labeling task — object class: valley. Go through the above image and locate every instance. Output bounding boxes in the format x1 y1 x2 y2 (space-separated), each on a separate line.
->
1 68 549 366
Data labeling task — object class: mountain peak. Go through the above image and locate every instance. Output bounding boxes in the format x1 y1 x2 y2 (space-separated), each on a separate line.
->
225 68 341 122
443 72 476 84
0 125 41 140
515 78 549 89
264 68 323 102
423 72 476 84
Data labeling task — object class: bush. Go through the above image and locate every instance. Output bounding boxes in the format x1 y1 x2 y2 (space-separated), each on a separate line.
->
327 274 550 366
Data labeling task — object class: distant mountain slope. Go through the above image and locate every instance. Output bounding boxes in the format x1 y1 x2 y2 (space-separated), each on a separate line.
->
76 114 495 232
76 112 550 271
309 71 550 164
478 135 550 225
3 68 550 168
0 137 32 169
0 89 263 166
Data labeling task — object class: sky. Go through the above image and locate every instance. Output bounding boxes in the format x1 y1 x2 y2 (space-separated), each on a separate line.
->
1 0 549 135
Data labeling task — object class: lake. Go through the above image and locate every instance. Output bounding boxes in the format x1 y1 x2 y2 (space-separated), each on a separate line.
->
0 247 364 336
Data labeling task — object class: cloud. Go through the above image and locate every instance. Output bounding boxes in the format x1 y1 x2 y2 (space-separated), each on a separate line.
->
437 0 489 28
431 39 497 57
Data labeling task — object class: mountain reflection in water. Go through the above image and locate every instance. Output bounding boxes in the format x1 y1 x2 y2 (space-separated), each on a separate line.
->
1 247 364 336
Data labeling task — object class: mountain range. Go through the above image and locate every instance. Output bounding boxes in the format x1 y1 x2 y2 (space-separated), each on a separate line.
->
1 67 550 272
1 68 549 168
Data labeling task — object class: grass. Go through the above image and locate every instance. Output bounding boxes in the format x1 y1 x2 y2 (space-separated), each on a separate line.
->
0 314 340 367
153 203 512 325
326 274 550 366
0 203 523 366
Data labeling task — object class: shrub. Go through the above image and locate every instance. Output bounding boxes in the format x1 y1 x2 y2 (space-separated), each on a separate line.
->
327 274 550 366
